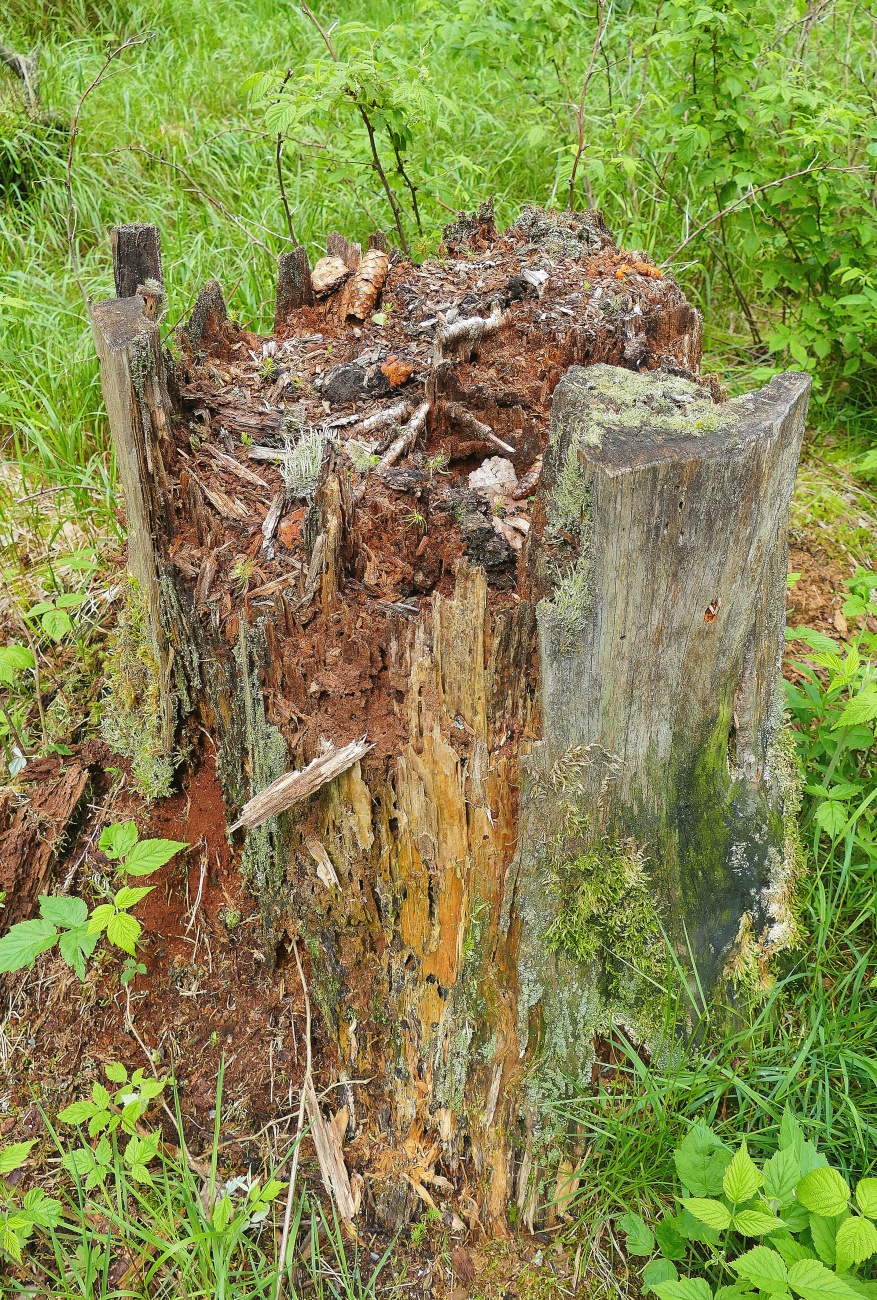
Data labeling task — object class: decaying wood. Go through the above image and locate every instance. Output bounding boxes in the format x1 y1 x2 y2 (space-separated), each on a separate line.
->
440 400 516 455
274 246 314 331
0 758 92 934
90 292 176 754
345 247 390 320
327 230 361 272
111 223 163 298
311 256 349 297
375 400 429 471
180 280 228 352
304 1079 358 1222
261 489 285 545
229 738 374 832
90 202 806 1236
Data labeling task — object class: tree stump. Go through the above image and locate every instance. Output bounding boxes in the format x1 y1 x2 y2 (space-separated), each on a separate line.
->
90 205 809 1230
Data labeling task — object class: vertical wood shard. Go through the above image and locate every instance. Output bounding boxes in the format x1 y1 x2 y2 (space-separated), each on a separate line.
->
274 245 315 330
111 222 163 298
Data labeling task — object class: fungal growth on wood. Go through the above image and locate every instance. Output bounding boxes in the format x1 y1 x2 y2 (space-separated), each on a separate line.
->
90 204 809 1234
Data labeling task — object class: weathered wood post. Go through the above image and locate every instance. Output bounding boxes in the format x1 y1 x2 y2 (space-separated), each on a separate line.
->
90 228 177 792
89 207 809 1231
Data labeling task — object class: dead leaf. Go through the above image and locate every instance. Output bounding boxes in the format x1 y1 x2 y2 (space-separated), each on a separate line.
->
834 609 849 635
451 1247 476 1284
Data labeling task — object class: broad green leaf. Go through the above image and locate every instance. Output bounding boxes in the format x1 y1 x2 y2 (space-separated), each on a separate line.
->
88 1110 112 1137
772 1233 817 1266
675 1124 733 1196
620 1210 656 1255
653 1280 712 1300
99 821 138 860
788 1257 861 1300
87 904 115 935
656 1216 688 1261
58 925 99 981
855 1179 877 1219
106 910 141 955
643 1260 679 1293
0 1141 36 1175
54 592 87 609
715 1288 757 1300
0 919 58 973
798 1169 850 1218
0 645 34 683
123 838 188 877
113 885 153 910
61 1146 96 1177
683 1198 732 1230
724 1141 763 1204
834 687 877 729
21 1188 62 1227
799 1144 829 1178
782 1200 813 1232
835 1217 877 1273
1 1223 24 1262
128 1162 153 1185
212 1194 235 1231
38 894 88 930
40 608 72 641
733 1246 789 1292
58 1100 97 1125
91 1083 110 1109
140 1078 165 1100
734 1210 787 1236
765 1148 802 1202
105 1062 127 1084
810 1214 841 1266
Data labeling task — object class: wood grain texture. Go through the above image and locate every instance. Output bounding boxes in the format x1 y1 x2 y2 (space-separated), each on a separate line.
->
111 223 163 298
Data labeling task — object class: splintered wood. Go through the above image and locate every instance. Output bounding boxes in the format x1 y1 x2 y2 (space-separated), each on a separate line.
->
229 738 374 831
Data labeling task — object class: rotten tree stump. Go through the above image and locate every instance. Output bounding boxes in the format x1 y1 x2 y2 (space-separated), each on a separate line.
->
90 203 809 1231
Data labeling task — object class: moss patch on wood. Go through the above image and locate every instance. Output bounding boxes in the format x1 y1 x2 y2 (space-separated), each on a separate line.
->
100 576 175 800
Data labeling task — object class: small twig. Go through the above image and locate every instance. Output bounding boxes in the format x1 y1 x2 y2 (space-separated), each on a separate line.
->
375 401 430 471
276 937 313 1300
665 163 865 262
390 135 422 233
184 841 207 934
65 34 154 307
126 147 282 252
567 0 611 210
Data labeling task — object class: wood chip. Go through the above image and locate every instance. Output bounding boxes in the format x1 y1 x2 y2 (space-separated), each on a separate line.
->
312 255 350 297
187 466 250 521
203 442 269 488
229 737 374 831
304 1079 358 1222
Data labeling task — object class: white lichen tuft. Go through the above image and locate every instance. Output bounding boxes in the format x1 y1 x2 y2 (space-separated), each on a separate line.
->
281 422 330 498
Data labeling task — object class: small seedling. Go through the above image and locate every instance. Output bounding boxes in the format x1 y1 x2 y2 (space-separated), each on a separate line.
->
0 822 187 978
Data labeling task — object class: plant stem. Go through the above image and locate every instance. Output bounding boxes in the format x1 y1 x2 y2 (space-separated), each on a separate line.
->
391 136 422 233
275 132 298 245
568 0 610 210
299 0 411 256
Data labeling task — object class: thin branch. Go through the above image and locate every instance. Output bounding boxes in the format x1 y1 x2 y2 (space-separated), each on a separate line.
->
390 136 422 233
567 0 612 210
665 163 865 262
276 133 299 244
299 0 411 256
126 147 283 252
65 34 154 307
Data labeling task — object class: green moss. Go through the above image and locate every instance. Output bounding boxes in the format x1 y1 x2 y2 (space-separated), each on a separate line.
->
101 576 175 801
546 839 665 1002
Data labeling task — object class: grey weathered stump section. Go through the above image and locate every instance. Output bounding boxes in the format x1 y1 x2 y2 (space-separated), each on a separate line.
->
89 293 176 756
512 364 810 1084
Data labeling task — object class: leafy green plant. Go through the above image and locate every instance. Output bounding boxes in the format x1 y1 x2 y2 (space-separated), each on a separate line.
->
0 823 187 977
785 576 877 857
621 1110 877 1300
0 1141 62 1264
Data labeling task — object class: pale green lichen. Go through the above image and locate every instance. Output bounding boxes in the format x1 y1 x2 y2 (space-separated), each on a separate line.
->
101 576 175 801
281 423 330 498
552 363 735 451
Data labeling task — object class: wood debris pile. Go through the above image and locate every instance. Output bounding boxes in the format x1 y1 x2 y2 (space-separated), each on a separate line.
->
165 202 708 764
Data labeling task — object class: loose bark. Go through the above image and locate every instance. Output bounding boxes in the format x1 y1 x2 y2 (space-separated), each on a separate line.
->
111 223 163 298
345 248 389 320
